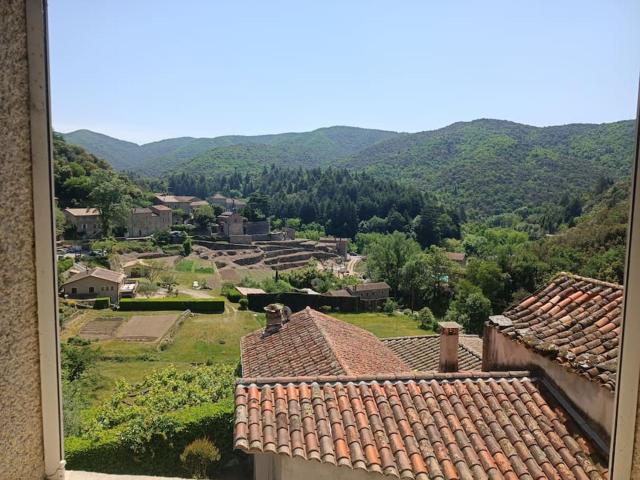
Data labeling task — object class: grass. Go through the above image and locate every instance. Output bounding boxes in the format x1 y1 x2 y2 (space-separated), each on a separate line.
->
70 305 264 404
175 258 215 274
331 312 431 338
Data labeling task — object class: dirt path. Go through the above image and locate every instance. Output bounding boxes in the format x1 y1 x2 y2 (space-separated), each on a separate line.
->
179 287 215 299
346 255 362 275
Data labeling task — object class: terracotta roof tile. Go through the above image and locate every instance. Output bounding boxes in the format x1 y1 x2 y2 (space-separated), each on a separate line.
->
235 372 606 479
241 308 410 377
383 335 482 371
498 273 622 391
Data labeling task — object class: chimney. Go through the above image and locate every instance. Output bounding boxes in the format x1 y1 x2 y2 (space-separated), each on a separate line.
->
438 321 461 372
263 304 285 337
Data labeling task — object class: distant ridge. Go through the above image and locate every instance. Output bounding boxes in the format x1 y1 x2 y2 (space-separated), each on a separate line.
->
62 126 402 173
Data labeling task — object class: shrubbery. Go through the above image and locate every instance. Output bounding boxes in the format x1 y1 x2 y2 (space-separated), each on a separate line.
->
65 365 238 476
119 297 224 313
93 297 110 309
221 282 241 302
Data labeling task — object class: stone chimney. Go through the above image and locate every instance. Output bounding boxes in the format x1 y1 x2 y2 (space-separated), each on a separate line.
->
263 304 285 337
438 321 461 372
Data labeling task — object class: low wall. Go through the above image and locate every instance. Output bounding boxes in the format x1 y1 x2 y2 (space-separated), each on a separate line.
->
229 234 253 245
193 239 255 250
482 323 614 441
247 292 360 313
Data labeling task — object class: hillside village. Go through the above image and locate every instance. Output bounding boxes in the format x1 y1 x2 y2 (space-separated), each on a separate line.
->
53 132 631 479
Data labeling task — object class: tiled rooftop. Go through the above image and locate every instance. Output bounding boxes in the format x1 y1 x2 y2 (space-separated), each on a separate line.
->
240 308 410 378
382 335 483 371
234 372 606 479
500 273 622 391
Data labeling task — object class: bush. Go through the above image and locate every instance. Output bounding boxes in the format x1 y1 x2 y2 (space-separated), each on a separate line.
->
180 438 221 479
93 297 110 309
416 307 436 330
221 283 241 303
183 237 192 256
65 400 236 476
383 299 398 315
119 298 224 314
238 298 248 310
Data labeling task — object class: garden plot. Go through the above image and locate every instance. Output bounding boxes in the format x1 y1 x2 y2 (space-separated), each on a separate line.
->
116 314 180 342
79 317 124 340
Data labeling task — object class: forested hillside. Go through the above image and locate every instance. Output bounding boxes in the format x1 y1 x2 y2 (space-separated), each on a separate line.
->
63 126 401 174
54 133 147 208
168 167 461 242
344 119 634 215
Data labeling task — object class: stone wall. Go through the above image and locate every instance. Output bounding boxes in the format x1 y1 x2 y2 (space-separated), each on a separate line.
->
0 0 46 476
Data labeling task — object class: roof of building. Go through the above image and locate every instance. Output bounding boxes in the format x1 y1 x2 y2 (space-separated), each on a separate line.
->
131 207 152 214
325 288 353 297
445 251 466 262
211 193 227 200
154 194 198 203
64 207 100 216
190 200 209 207
382 335 483 371
236 286 266 296
234 371 605 479
62 267 125 286
240 308 410 378
498 272 622 391
350 282 391 292
150 204 172 211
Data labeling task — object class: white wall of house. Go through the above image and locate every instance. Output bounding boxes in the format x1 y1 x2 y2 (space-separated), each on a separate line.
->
254 454 386 480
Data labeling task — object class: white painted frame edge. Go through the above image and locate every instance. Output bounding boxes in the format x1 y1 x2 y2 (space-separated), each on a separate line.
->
610 79 640 479
26 0 65 478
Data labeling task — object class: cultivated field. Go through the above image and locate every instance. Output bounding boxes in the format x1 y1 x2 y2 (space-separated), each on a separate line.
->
79 317 124 340
116 313 180 342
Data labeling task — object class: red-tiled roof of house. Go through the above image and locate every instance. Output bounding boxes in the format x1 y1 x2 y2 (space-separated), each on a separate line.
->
154 194 198 203
499 272 622 391
445 251 466 262
234 371 606 479
382 335 483 371
240 308 410 378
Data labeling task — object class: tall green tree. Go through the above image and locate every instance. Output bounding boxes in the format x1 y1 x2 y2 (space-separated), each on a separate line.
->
89 170 132 236
366 232 421 294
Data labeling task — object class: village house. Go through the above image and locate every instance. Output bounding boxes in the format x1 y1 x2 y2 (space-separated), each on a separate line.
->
126 205 172 237
63 207 101 238
445 251 466 265
235 305 608 480
209 192 247 212
218 211 247 237
59 267 126 304
153 194 205 216
346 281 390 307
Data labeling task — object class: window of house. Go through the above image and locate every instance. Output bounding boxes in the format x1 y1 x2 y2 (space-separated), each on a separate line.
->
88 287 94 293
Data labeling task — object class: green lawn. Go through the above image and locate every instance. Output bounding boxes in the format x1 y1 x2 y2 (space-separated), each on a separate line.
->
331 312 431 338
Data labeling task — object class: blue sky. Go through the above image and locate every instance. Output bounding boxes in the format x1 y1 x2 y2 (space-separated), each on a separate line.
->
49 0 640 144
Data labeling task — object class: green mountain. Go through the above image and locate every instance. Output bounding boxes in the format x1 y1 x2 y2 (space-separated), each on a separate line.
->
62 126 402 174
342 119 635 215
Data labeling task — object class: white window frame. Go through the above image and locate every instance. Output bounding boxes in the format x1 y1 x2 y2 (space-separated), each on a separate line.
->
24 1 640 478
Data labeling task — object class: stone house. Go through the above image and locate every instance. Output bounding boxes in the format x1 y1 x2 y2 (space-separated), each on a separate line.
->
153 194 204 216
126 205 172 237
63 207 101 238
218 211 246 236
59 267 125 304
346 281 390 307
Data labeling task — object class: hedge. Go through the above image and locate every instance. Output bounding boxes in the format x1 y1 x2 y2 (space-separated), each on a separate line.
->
65 399 245 476
93 297 110 309
119 297 225 313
